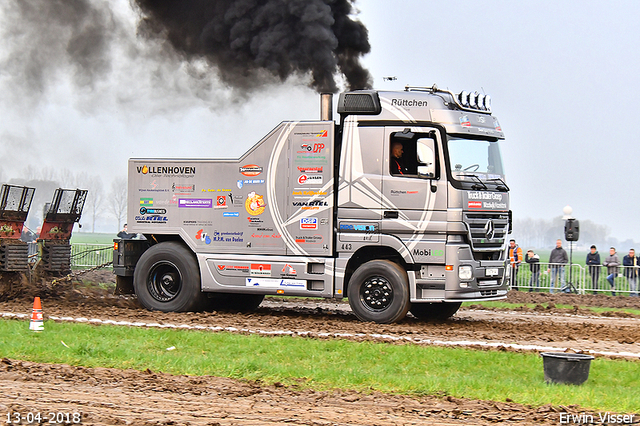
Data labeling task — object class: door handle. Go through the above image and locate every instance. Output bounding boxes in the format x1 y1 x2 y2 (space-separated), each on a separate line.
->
384 211 399 219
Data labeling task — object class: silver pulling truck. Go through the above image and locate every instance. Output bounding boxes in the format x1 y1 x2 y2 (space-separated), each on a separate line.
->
113 85 511 323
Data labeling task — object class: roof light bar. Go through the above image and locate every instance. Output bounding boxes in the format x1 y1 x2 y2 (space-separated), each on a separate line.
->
404 85 493 114
455 90 492 113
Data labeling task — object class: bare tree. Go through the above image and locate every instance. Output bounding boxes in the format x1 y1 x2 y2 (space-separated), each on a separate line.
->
58 168 76 187
22 165 38 181
110 176 128 230
78 173 104 232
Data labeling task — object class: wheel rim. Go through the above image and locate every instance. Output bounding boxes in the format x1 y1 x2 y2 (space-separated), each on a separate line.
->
147 261 182 302
360 275 393 312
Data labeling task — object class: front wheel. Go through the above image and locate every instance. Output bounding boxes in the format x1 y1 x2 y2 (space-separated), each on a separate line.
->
133 242 205 312
347 260 410 323
409 302 462 321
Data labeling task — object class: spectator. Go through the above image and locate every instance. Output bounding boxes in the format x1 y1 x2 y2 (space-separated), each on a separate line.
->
525 249 540 292
508 239 523 290
547 239 568 293
586 245 601 295
623 249 639 297
117 224 135 240
603 247 620 296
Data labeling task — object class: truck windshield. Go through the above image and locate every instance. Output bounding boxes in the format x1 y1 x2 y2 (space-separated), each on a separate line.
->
446 136 506 189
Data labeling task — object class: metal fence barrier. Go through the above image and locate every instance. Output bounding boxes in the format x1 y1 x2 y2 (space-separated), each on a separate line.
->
510 262 640 296
25 243 113 270
70 244 113 269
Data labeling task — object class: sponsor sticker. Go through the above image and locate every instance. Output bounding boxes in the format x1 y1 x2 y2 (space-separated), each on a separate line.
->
300 217 318 230
217 265 249 273
136 165 196 176
250 264 271 276
179 198 213 208
298 174 323 185
223 212 240 217
135 215 167 224
468 201 483 209
297 166 323 174
246 278 306 288
195 229 211 244
140 207 166 215
292 190 328 198
281 264 297 275
294 235 324 244
245 192 266 216
215 196 227 208
298 143 326 153
172 183 195 193
239 165 263 177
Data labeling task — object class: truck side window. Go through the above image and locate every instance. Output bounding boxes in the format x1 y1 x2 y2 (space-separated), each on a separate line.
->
389 139 417 176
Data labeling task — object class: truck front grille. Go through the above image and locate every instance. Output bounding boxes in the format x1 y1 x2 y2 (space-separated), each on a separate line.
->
463 212 509 252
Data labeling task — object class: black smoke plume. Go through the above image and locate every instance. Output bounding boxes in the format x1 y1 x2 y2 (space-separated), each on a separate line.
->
134 0 372 93
1 0 118 97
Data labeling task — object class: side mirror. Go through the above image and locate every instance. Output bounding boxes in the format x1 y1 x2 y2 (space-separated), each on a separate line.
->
417 165 435 178
416 138 436 179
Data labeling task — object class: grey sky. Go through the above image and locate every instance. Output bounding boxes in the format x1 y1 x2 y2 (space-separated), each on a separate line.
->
1 1 639 241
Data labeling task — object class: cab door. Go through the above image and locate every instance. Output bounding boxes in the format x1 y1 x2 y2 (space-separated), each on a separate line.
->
381 127 448 249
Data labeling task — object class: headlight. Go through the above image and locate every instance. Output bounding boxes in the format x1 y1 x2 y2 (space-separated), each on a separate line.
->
459 265 473 280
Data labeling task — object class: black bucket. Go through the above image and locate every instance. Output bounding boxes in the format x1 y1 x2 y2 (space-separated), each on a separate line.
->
541 352 595 385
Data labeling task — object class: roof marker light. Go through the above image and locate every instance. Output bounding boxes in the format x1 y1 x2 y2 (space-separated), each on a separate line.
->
484 95 492 112
469 92 479 109
477 94 486 110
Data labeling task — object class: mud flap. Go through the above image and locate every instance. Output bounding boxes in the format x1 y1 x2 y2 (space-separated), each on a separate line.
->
115 275 134 295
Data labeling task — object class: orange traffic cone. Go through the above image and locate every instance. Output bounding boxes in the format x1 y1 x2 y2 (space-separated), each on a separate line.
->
29 297 44 332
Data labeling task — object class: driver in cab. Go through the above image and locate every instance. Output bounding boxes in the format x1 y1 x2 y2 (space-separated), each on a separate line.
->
391 141 409 175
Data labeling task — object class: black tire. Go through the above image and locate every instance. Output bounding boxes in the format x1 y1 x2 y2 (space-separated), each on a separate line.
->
409 302 462 321
133 242 205 312
206 293 265 312
347 260 410 323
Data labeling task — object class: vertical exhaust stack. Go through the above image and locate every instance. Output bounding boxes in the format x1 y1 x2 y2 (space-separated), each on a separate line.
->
321 93 333 122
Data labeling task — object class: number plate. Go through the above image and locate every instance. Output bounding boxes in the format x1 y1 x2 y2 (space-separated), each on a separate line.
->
486 268 499 277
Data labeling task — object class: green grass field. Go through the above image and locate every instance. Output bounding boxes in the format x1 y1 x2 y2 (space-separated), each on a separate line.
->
0 319 638 412
71 233 116 245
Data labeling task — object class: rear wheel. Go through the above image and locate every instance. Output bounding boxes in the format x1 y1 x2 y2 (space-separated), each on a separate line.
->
133 242 205 312
409 302 462 321
347 260 410 323
206 293 264 312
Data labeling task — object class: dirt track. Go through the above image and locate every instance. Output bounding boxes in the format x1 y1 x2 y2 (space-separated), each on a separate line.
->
1 273 640 425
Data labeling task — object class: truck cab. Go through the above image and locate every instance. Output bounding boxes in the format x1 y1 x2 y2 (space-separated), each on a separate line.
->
334 87 509 322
